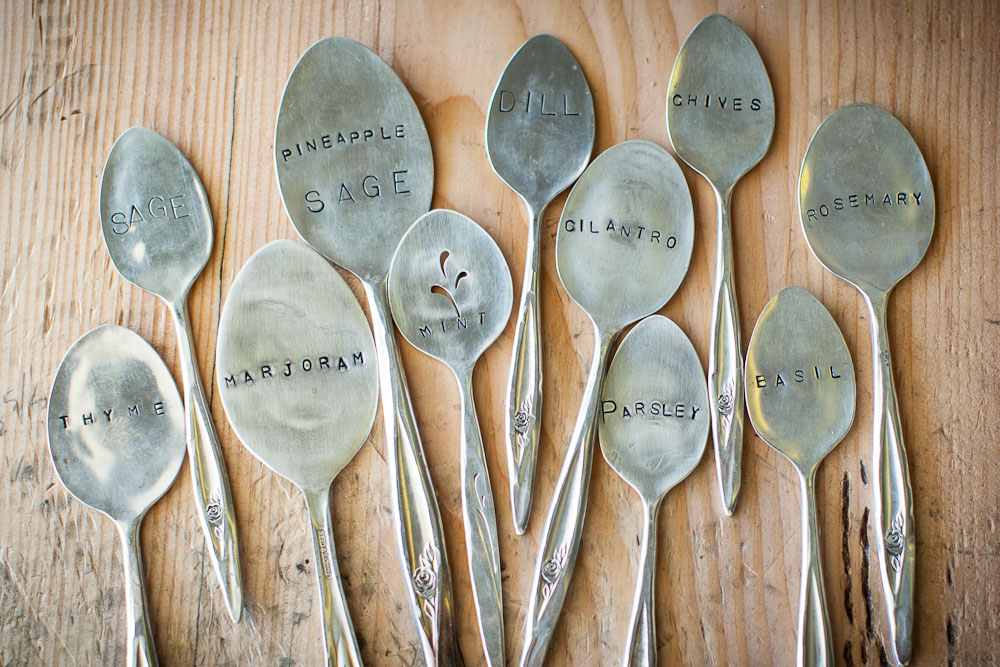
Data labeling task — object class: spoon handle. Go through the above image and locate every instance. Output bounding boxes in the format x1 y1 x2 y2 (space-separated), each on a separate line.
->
505 202 545 535
622 496 661 667
169 300 243 622
520 323 615 667
708 186 745 516
458 369 504 666
117 519 159 667
795 468 833 667
364 279 463 667
864 291 915 666
302 487 363 667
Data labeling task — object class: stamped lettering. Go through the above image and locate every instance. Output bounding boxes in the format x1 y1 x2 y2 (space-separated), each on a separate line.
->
222 351 365 389
57 398 167 428
563 219 676 246
497 90 582 117
278 123 407 162
600 399 703 423
805 191 923 221
109 193 190 234
671 93 763 112
752 364 842 389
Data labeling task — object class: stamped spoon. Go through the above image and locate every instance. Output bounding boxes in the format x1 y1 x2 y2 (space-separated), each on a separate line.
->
520 140 694 667
599 315 709 667
388 209 514 666
100 127 242 621
667 14 775 516
799 103 933 665
275 37 462 664
48 325 186 667
486 34 594 534
745 286 856 667
215 240 379 666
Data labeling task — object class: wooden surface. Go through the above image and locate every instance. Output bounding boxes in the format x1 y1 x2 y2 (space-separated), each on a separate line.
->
2 1 998 665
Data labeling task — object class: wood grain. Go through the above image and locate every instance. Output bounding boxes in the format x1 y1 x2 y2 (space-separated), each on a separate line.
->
2 0 998 664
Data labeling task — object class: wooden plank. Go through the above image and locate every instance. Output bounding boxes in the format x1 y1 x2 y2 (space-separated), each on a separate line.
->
1 0 997 664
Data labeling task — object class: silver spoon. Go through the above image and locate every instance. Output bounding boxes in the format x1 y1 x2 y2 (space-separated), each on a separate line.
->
48 325 187 667
599 315 709 667
388 209 514 666
799 103 933 665
486 34 595 535
666 14 774 516
745 286 856 667
215 240 379 666
274 37 463 665
100 127 243 621
520 140 694 667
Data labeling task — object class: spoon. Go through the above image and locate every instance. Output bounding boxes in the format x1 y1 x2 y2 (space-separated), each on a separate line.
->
388 209 514 666
486 34 595 535
48 325 186 667
744 286 856 667
799 103 933 665
274 37 462 665
599 315 709 667
666 14 775 516
100 126 243 621
215 240 379 666
520 140 694 667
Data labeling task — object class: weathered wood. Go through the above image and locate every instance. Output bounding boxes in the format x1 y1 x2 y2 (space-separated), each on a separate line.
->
1 1 997 664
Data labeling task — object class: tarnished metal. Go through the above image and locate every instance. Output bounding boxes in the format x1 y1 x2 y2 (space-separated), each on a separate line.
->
599 315 709 667
215 240 378 667
100 127 243 622
520 140 694 667
274 37 463 665
745 286 856 667
799 103 933 666
48 325 186 667
667 14 774 516
486 34 594 534
388 210 513 667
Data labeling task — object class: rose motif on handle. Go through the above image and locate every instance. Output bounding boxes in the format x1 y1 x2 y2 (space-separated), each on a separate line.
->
885 512 905 571
716 390 734 416
412 542 439 622
513 409 531 434
412 566 437 598
205 496 224 526
540 543 569 601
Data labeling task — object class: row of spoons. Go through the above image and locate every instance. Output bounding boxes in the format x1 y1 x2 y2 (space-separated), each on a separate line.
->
45 13 932 667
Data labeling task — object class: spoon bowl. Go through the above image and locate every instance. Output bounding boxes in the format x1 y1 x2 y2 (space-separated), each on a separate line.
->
599 314 709 667
275 36 433 283
799 103 933 664
48 325 186 667
556 140 693 330
486 34 594 534
100 127 242 621
389 209 513 666
389 209 513 369
274 37 460 663
216 240 378 666
521 139 694 667
667 13 775 516
745 286 855 667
